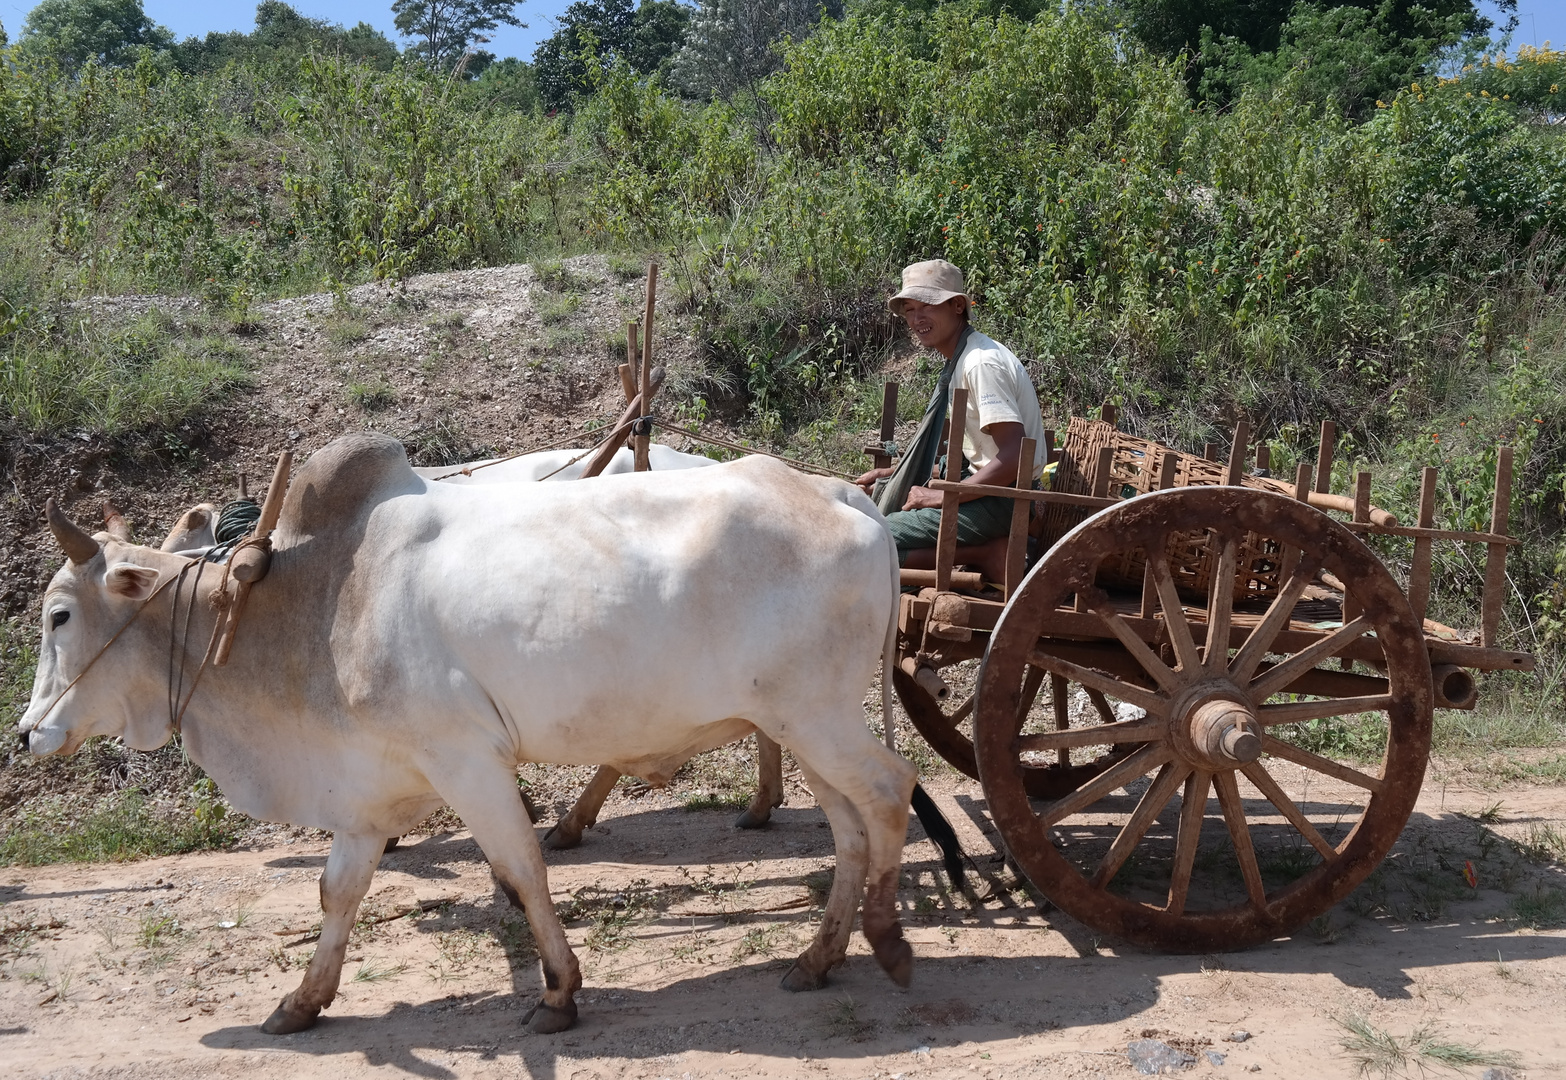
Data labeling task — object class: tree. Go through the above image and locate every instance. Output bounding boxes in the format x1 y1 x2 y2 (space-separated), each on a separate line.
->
1199 1 1480 117
533 0 690 110
19 0 173 71
174 2 398 74
1108 0 1517 105
392 0 525 71
671 0 838 100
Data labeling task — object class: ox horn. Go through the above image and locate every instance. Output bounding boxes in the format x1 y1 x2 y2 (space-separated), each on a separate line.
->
46 498 101 564
101 500 131 542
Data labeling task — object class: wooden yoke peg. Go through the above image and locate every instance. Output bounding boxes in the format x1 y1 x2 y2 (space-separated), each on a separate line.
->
214 450 292 666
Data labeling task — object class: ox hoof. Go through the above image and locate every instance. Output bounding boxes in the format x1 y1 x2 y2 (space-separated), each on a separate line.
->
261 997 320 1034
780 962 828 992
733 807 772 830
524 999 578 1034
383 836 401 853
873 935 914 989
543 824 583 851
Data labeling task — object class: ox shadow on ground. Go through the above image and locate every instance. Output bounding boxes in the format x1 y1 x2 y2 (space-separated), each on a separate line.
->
196 792 1565 1078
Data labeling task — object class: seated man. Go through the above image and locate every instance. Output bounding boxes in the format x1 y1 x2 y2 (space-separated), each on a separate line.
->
857 259 1046 584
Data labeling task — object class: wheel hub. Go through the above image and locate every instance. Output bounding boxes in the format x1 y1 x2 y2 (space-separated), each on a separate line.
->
1170 684 1261 769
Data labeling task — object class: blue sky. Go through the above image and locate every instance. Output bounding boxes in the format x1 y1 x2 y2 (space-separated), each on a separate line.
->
2 0 1563 62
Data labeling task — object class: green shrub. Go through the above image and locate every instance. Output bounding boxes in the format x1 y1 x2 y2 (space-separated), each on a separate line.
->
0 788 244 866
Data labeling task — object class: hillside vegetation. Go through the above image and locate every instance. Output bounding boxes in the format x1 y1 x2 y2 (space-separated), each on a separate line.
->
2 2 1564 736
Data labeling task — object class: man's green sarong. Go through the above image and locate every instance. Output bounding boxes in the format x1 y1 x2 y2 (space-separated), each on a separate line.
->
886 495 1014 564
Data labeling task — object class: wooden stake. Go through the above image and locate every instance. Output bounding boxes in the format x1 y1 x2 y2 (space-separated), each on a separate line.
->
1293 461 1311 501
620 319 639 406
1203 442 1219 461
1352 471 1372 524
1004 437 1036 599
935 389 967 592
634 265 657 471
1141 453 1179 618
1042 428 1057 467
869 381 899 470
1090 445 1116 499
1255 442 1270 473
1481 446 1513 647
1314 420 1336 494
1099 400 1117 426
1225 420 1251 486
1408 466 1438 625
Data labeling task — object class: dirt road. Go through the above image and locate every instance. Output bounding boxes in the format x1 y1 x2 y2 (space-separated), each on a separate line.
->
3 770 1564 1079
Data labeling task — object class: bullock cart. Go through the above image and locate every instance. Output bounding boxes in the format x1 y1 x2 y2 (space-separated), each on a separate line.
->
881 396 1534 952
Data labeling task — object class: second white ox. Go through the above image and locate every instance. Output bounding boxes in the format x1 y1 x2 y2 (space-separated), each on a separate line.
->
20 433 915 1035
155 443 786 842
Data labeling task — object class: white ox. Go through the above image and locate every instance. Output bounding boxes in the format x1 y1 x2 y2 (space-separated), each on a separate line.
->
153 443 786 842
20 433 915 1035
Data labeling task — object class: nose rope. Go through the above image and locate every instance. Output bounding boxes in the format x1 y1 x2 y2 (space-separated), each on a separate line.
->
166 557 225 734
26 558 197 734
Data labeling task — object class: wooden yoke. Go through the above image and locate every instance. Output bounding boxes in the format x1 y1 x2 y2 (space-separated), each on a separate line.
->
213 450 292 666
581 367 665 479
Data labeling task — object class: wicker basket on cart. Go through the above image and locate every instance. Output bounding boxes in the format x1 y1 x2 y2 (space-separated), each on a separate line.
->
1040 417 1296 604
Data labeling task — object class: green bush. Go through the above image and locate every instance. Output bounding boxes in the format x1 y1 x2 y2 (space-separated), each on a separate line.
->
0 787 244 866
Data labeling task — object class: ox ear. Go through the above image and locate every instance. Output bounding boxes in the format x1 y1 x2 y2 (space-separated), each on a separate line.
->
105 564 160 602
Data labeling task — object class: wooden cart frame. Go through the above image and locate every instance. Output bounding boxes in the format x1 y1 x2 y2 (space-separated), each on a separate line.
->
886 392 1534 951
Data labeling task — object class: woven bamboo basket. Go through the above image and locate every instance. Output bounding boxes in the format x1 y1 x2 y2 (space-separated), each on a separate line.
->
1039 418 1294 604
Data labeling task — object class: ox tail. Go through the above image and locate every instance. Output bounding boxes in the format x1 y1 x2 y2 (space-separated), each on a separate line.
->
876 510 969 896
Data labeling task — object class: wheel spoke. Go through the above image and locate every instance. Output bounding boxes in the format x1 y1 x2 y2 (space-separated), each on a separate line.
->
1240 762 1336 861
1089 761 1191 890
1085 687 1120 725
1017 716 1163 753
1028 649 1166 716
944 694 975 728
1016 666 1047 726
1038 743 1173 828
1166 770 1211 916
1257 695 1394 726
1246 617 1372 701
1260 734 1384 793
1150 555 1203 674
1228 560 1319 685
1204 535 1238 673
1214 770 1267 911
1050 673 1070 766
1081 590 1182 693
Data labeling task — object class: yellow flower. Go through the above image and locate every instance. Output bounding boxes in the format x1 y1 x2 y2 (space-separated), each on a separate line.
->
1481 90 1490 97
1553 85 1559 93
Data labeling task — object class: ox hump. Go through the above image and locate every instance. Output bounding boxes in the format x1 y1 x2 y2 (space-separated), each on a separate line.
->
275 432 420 544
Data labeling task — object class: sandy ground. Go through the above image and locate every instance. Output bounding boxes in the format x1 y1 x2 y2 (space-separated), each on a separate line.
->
2 768 1564 1080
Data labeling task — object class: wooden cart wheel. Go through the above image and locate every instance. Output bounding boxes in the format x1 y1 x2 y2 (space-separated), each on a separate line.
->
974 487 1434 952
894 659 1131 800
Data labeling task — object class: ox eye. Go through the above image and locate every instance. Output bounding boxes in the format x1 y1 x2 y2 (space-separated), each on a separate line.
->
50 610 70 631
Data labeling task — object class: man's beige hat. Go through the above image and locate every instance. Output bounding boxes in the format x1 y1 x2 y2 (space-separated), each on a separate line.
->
888 259 968 314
